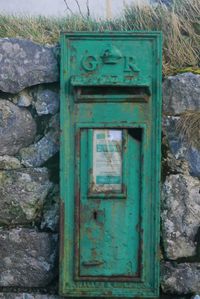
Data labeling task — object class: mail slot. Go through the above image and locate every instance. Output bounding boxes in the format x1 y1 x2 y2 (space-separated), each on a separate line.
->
60 32 162 298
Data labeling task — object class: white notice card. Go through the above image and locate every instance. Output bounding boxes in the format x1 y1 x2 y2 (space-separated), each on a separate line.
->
92 129 122 193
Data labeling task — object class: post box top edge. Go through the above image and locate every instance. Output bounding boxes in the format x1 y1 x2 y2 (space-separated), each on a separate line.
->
60 31 162 38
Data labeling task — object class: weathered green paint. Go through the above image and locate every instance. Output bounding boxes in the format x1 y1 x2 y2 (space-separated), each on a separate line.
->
60 32 162 298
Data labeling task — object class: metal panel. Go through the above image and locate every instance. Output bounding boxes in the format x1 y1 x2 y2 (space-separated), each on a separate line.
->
60 32 162 298
78 127 141 279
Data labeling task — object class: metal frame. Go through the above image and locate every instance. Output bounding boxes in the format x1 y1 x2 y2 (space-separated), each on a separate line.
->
60 32 162 298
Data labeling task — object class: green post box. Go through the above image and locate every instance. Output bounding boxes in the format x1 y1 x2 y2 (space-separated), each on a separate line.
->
60 32 162 298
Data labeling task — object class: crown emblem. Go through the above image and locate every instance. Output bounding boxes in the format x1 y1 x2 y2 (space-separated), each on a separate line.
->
101 45 122 64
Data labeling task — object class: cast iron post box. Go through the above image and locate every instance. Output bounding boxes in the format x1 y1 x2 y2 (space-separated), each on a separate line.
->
60 32 162 298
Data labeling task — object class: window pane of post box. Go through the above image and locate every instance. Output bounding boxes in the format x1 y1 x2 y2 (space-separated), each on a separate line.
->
92 129 122 193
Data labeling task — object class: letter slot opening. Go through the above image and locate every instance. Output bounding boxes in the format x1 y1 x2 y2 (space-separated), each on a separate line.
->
74 86 150 102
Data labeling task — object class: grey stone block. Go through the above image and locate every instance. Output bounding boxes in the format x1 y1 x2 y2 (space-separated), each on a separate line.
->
0 156 21 170
161 174 200 259
41 185 59 232
161 262 200 294
0 228 58 287
19 114 59 167
0 100 36 155
0 294 61 299
0 38 59 93
34 89 59 116
163 73 200 114
163 116 200 178
0 168 53 225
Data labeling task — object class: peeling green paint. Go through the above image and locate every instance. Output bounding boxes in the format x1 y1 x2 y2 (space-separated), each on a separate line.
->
60 32 162 298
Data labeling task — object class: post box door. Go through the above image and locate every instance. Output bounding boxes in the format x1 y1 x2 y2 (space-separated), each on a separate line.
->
78 128 142 278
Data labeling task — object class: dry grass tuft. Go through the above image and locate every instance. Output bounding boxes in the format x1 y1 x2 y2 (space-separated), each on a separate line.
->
0 0 199 76
176 111 200 149
123 0 200 75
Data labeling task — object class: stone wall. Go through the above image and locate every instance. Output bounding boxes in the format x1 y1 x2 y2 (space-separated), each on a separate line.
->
0 38 60 297
0 38 199 298
161 73 200 297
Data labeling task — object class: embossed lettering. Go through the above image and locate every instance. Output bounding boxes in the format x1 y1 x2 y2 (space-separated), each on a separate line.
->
82 56 98 71
124 57 140 73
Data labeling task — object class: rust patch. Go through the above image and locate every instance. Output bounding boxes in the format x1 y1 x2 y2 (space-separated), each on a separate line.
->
76 274 141 282
122 183 127 195
137 219 144 279
75 130 81 156
74 182 80 280
74 129 81 280
59 200 65 263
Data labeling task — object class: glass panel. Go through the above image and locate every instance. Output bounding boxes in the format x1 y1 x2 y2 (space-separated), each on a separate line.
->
92 129 122 193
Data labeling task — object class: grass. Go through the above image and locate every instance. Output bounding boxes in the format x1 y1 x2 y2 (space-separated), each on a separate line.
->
176 111 200 150
0 0 199 76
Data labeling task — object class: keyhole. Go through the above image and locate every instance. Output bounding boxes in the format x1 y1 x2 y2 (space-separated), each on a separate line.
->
93 211 97 220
